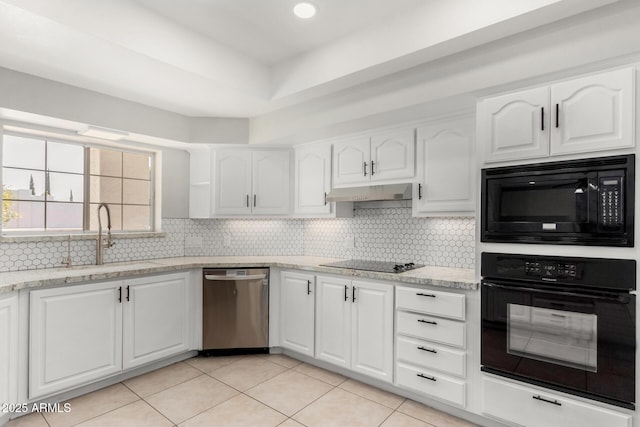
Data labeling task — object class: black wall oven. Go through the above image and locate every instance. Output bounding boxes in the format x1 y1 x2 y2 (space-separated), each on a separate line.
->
481 154 634 246
481 252 636 409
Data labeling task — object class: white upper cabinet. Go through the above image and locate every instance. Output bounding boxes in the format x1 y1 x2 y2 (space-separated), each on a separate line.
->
414 116 475 215
252 150 291 215
550 68 635 155
479 67 635 163
294 144 332 215
188 145 214 218
215 149 253 215
333 128 415 187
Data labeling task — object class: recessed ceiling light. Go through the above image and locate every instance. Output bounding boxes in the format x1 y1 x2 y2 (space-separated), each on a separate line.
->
293 2 316 19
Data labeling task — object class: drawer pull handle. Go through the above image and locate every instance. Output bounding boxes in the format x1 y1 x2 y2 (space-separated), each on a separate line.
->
417 319 438 325
417 346 437 354
416 292 436 298
417 373 436 382
533 395 562 406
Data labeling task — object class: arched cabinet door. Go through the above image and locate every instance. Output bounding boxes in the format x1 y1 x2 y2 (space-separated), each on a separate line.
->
550 67 634 156
478 87 550 163
332 137 370 186
370 128 415 182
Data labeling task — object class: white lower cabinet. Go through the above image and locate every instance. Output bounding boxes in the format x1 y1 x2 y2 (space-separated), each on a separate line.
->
315 276 394 383
0 293 19 413
483 376 632 427
395 285 467 407
29 272 190 399
280 271 315 357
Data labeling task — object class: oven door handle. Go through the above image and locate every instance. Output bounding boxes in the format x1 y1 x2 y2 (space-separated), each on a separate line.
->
482 281 632 302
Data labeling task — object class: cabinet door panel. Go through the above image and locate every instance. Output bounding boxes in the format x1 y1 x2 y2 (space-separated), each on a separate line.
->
280 272 315 356
252 150 291 215
315 276 351 369
123 273 189 370
370 129 415 181
479 87 549 163
215 150 252 214
0 293 18 408
351 281 393 382
551 68 635 155
294 145 331 215
30 282 122 399
333 137 370 186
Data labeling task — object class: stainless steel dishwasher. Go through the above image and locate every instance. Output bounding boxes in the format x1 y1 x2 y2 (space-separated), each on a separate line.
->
202 268 269 355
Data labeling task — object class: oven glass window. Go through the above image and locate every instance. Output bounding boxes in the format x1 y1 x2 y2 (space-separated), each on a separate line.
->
507 304 597 372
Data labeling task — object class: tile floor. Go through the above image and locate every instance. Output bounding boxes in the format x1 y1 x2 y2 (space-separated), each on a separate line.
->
6 354 479 427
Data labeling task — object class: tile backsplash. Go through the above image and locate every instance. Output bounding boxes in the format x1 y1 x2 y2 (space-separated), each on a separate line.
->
0 209 475 272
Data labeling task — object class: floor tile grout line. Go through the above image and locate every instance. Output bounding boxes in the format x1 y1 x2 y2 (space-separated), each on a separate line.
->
337 380 408 411
153 387 241 426
287 383 338 421
129 370 209 400
65 396 143 427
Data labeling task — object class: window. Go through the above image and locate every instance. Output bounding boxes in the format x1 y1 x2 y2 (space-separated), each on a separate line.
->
2 133 154 233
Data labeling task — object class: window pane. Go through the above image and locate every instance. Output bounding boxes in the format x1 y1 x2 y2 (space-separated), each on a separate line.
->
2 135 45 170
90 176 121 204
2 169 45 199
123 205 150 230
46 202 83 229
48 172 84 203
89 203 122 231
122 179 150 205
3 201 44 230
48 141 84 174
123 152 151 180
90 148 122 177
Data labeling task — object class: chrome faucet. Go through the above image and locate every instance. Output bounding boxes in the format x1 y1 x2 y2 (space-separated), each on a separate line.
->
96 203 115 265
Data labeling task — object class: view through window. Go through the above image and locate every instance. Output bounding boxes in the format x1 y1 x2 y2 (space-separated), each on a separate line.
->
2 134 154 232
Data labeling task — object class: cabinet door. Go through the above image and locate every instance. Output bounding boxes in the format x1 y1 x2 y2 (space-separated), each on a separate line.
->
188 145 213 218
30 281 123 399
123 273 190 370
294 145 331 215
280 271 315 356
370 128 415 182
214 149 252 215
0 293 18 409
415 118 474 214
315 275 351 369
479 87 549 163
351 281 394 383
550 68 635 155
333 137 370 186
252 150 291 215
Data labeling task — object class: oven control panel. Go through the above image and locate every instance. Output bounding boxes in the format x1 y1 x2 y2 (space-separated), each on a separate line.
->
525 261 580 280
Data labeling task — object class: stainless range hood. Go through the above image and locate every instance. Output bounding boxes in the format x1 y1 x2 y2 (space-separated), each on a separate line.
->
325 184 412 203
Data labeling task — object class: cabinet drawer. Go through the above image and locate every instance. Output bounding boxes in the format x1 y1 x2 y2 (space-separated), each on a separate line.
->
397 336 465 377
396 286 465 320
397 311 465 348
397 362 465 407
483 376 632 427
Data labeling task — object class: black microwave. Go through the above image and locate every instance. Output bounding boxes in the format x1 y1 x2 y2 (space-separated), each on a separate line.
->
481 154 634 246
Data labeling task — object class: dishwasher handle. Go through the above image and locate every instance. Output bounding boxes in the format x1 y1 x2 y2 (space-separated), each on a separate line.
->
204 274 266 281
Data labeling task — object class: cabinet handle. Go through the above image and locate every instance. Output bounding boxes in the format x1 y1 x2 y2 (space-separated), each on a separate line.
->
246 194 249 207
541 107 544 131
418 183 423 200
118 286 122 303
371 160 375 175
418 346 437 354
307 280 312 295
253 194 257 207
352 286 357 303
344 285 348 301
417 373 437 382
363 161 368 176
533 395 562 406
416 292 436 298
126 285 130 302
417 319 438 325
555 103 559 128
324 192 328 206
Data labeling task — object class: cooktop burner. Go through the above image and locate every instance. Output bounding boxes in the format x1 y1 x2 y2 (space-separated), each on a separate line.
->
320 259 424 273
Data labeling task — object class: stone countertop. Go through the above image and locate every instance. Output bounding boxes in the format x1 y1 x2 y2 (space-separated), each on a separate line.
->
0 256 478 295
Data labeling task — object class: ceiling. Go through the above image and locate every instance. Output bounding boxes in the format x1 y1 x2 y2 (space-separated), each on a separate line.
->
0 0 623 119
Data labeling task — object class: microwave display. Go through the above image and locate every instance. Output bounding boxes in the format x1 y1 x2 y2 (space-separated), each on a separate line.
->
481 155 634 246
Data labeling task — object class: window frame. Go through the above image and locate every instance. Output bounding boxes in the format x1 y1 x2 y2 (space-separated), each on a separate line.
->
1 128 158 236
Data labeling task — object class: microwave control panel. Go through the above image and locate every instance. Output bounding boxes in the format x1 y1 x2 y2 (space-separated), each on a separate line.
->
598 172 624 229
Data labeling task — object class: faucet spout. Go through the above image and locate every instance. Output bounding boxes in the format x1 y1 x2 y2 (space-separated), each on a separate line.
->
96 203 115 265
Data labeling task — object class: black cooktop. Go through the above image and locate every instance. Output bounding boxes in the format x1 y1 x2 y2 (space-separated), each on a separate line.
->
320 259 424 273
